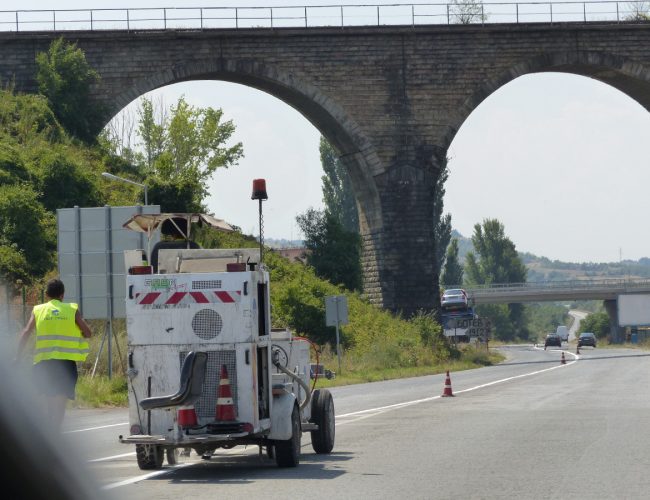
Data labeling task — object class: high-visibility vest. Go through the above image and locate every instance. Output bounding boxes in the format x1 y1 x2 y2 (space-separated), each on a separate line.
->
33 300 89 363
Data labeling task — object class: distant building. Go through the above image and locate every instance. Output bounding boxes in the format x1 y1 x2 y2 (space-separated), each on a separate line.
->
275 247 309 264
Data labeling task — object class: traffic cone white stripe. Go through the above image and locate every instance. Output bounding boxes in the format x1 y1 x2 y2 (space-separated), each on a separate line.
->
215 364 237 421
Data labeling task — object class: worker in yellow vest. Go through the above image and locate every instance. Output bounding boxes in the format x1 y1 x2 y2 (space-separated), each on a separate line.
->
16 278 92 430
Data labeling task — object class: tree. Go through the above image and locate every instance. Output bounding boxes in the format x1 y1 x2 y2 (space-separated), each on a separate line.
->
465 219 527 286
578 311 610 339
35 38 102 143
441 238 464 287
449 0 488 24
465 219 528 340
137 96 166 173
320 137 358 232
624 1 650 20
28 145 102 211
134 95 244 210
433 158 452 276
296 208 362 291
0 184 56 282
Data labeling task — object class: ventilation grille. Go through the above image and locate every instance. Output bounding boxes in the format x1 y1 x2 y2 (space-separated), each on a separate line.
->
193 280 222 290
191 309 223 340
180 350 237 420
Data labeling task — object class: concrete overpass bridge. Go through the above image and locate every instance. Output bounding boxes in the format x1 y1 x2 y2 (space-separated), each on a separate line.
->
460 278 650 341
3 3 650 316
464 278 650 304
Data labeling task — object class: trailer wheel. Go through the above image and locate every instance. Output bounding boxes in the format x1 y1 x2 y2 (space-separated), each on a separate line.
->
136 444 163 470
165 447 180 465
275 404 301 467
310 389 335 454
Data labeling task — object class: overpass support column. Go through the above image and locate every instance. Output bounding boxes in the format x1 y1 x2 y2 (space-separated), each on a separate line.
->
366 161 441 317
603 299 625 344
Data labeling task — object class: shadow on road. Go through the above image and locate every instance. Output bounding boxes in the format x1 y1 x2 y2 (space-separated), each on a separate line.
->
145 451 353 484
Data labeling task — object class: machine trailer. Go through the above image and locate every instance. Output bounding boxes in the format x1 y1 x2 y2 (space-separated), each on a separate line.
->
118 206 335 469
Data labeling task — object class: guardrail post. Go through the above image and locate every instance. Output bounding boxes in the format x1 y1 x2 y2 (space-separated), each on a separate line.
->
447 4 450 24
616 2 619 22
377 5 380 26
53 10 56 31
270 7 273 28
235 8 238 29
127 9 130 31
412 4 415 27
516 3 519 23
15 11 18 32
550 2 553 23
164 8 167 30
583 2 586 22
201 8 203 29
304 6 307 27
90 10 93 31
340 5 344 27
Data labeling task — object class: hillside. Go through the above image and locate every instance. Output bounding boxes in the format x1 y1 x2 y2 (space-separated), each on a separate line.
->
451 230 650 282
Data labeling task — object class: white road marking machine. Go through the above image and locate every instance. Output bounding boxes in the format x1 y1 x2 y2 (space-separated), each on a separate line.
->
118 185 335 469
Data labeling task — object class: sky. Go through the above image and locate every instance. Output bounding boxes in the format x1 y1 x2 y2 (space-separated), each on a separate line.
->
9 0 650 263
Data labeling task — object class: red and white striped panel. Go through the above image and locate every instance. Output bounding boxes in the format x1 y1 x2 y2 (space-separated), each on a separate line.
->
135 290 241 306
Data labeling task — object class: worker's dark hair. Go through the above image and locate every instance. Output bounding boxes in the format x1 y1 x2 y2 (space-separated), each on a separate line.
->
46 278 65 299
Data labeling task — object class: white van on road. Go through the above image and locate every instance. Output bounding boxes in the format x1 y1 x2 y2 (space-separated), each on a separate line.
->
556 325 569 342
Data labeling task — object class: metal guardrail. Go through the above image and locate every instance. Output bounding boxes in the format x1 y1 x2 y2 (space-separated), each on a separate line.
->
0 2 648 32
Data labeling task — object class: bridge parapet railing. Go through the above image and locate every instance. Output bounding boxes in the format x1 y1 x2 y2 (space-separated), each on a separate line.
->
464 278 650 295
0 2 649 33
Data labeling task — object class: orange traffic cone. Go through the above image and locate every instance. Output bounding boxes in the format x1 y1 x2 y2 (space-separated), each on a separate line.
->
441 370 455 397
177 405 198 427
561 352 566 365
215 364 236 421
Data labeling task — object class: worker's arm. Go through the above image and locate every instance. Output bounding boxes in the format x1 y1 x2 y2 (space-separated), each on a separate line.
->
16 313 36 360
75 310 93 339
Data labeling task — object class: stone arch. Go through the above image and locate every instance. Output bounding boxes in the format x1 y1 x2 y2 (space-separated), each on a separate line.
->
99 58 389 306
102 58 383 235
442 51 650 152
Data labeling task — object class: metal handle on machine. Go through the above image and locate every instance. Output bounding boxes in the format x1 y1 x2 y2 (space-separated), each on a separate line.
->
272 349 311 411
129 285 134 299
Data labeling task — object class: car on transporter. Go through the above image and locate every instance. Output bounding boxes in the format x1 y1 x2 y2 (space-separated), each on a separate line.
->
441 288 469 311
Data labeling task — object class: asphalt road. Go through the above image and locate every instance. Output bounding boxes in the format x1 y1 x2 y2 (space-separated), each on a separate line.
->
58 345 650 499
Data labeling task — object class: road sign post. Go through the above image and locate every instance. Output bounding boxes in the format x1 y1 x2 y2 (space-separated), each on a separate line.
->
326 295 348 374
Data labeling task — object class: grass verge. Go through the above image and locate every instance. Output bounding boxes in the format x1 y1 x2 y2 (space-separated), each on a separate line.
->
73 344 504 407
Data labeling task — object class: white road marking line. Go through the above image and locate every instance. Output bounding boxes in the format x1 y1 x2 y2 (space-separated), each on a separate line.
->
336 352 578 423
64 422 129 434
102 463 194 490
88 452 136 463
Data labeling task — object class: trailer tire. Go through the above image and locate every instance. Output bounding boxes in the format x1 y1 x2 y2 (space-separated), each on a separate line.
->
310 389 335 454
166 447 179 465
275 404 300 467
136 444 163 470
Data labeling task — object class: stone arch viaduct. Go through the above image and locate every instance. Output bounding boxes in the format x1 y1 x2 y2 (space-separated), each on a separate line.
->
2 21 650 315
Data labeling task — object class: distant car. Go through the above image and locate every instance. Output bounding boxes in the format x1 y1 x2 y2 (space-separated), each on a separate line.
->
544 333 562 349
578 332 597 348
441 288 469 311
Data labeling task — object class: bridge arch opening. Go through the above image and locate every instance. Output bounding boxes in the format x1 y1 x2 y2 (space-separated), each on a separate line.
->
445 71 650 265
103 67 383 239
